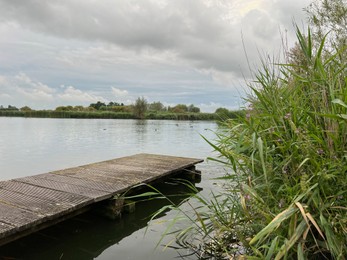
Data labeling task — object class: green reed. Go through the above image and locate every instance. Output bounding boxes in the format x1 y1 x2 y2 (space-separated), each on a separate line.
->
161 27 347 259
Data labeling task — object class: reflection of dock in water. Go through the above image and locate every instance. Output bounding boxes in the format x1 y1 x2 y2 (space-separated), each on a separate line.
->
0 153 203 248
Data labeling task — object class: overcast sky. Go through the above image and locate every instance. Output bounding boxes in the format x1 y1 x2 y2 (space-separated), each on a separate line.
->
0 0 311 112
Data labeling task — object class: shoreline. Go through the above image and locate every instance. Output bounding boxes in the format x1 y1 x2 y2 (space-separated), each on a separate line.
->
0 110 217 120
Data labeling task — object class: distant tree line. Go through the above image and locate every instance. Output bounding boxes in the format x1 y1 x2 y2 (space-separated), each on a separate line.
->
0 97 242 121
0 105 20 111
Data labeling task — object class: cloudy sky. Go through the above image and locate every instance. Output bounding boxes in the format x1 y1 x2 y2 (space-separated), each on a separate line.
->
0 0 311 112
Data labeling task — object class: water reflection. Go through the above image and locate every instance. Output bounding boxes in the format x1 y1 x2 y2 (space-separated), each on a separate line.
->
134 119 148 147
0 178 202 259
0 118 220 259
0 118 217 180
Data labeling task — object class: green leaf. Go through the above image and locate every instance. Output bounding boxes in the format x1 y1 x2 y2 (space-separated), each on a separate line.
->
332 98 347 108
257 137 267 182
265 236 279 260
125 191 163 199
297 242 305 260
250 206 298 245
275 219 307 260
338 114 347 120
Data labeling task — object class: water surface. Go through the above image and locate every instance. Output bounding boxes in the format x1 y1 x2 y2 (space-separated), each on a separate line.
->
0 118 225 259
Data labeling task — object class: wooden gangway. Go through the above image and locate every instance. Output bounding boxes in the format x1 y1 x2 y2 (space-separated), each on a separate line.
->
0 153 203 246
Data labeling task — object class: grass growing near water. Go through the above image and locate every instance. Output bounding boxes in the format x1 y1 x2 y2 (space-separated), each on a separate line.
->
161 28 347 259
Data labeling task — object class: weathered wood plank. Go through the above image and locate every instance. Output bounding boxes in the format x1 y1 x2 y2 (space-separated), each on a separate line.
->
0 180 90 206
0 203 42 238
0 153 203 246
0 188 68 216
0 181 90 213
0 222 14 234
15 175 116 200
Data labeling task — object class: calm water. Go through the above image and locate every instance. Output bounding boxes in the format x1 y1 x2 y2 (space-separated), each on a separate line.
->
0 117 226 259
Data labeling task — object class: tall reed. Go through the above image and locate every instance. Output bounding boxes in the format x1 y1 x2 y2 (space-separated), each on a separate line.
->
163 27 347 259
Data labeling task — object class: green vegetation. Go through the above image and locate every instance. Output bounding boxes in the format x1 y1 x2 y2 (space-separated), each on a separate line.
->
159 1 347 259
0 99 241 121
215 107 244 120
133 97 148 119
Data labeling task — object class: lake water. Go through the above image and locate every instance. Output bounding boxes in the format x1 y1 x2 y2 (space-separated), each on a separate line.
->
0 117 226 259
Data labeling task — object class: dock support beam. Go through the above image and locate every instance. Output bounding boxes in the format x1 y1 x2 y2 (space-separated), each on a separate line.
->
94 197 124 220
180 166 202 183
94 197 137 220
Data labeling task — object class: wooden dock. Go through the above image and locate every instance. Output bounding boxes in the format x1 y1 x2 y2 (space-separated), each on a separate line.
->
0 153 203 246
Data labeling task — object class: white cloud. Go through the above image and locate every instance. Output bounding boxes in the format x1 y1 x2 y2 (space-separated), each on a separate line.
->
0 73 56 102
0 73 108 108
58 86 106 103
111 87 129 97
16 87 54 101
0 0 311 109
15 73 56 96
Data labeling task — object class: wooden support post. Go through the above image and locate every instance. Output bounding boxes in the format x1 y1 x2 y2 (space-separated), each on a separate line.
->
180 166 202 183
93 197 137 220
94 197 124 220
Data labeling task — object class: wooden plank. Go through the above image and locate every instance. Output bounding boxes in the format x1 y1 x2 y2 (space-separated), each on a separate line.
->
0 203 42 238
107 154 203 173
0 188 69 216
0 222 14 234
107 153 201 168
15 175 116 200
0 153 203 246
0 180 90 210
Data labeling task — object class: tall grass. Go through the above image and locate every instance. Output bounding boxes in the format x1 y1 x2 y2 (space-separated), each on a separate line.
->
162 27 347 259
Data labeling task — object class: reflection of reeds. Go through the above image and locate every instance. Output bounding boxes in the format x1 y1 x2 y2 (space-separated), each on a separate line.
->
160 27 347 259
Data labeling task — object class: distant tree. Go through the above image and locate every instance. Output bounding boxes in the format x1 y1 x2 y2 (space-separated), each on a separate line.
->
133 97 148 119
86 106 96 111
99 105 108 111
110 105 132 113
7 105 19 111
305 0 347 52
215 107 233 119
288 0 347 68
108 101 121 107
89 101 106 110
55 106 69 111
287 0 347 78
148 101 165 112
188 104 200 113
215 107 243 119
73 106 85 111
215 107 230 115
20 106 32 111
171 104 188 113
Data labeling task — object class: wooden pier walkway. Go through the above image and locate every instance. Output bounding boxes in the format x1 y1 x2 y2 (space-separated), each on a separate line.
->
0 153 203 246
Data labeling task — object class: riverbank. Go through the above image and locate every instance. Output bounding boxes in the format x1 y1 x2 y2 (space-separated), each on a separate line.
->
0 110 243 120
